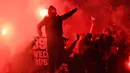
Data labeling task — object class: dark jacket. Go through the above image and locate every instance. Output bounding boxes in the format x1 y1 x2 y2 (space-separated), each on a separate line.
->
37 8 77 43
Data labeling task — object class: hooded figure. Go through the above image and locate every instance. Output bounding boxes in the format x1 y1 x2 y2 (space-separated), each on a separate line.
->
37 5 77 73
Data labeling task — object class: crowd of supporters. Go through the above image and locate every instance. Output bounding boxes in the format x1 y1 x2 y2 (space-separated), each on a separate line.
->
56 24 130 73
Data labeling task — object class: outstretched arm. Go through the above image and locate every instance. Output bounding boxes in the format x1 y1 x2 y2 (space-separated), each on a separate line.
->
61 8 78 20
37 18 46 36
67 34 80 54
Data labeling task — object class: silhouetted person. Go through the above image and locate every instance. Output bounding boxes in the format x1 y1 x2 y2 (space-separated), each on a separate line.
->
61 34 86 73
97 34 115 73
56 34 80 73
37 5 77 73
79 33 99 73
63 34 80 58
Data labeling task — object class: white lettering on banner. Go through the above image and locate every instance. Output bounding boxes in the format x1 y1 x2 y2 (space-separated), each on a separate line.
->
35 58 48 66
34 51 48 58
33 37 48 66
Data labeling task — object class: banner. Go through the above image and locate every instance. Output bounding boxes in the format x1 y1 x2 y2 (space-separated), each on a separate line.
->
32 37 48 72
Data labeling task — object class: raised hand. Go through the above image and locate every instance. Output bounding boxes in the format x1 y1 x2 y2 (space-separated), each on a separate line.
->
76 34 80 41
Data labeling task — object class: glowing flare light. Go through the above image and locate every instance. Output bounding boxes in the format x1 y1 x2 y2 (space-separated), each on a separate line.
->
0 23 15 38
39 9 48 18
1 28 7 35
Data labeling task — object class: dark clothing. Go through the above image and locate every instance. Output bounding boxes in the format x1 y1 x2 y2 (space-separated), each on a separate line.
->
67 55 86 73
78 37 102 73
93 34 115 73
99 34 113 52
108 54 117 73
65 40 78 57
57 40 80 73
37 8 77 73
82 41 103 73
39 8 77 42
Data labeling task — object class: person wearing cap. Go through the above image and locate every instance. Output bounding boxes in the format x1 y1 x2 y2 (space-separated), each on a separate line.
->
37 5 78 73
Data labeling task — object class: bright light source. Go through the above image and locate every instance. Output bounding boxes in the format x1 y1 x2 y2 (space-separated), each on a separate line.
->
36 7 48 19
128 63 130 67
1 22 15 39
39 9 48 18
2 28 7 35
126 62 130 70
128 56 130 68
125 56 130 70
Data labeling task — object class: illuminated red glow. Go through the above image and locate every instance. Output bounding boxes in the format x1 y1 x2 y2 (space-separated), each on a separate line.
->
36 8 48 19
128 56 130 68
40 9 48 17
0 23 15 38
125 56 130 70
126 62 130 70
1 28 7 35
128 63 130 67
